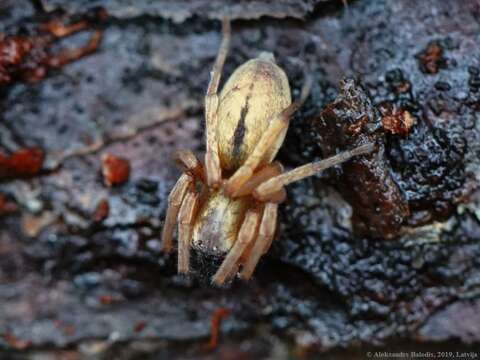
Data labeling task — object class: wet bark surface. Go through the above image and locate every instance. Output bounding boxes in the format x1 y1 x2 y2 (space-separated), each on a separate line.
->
1 0 480 358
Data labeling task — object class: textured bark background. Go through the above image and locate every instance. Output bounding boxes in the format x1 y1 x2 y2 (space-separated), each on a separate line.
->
1 0 480 358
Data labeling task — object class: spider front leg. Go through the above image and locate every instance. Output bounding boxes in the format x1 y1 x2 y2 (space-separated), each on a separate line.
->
253 143 375 201
230 162 286 203
204 18 231 188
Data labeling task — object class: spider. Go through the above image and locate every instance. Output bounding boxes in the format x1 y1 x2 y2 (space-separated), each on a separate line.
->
161 19 373 286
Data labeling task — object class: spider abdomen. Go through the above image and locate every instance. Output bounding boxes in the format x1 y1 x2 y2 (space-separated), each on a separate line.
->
216 56 291 174
192 190 249 255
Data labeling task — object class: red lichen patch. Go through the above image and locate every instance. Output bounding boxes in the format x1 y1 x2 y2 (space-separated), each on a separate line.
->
54 320 76 337
0 194 18 217
379 103 415 136
0 36 33 84
8 148 44 175
2 332 31 350
134 321 147 333
0 147 44 179
93 198 109 222
417 41 445 74
99 294 121 305
0 7 107 86
0 36 33 66
101 154 130 187
205 308 230 350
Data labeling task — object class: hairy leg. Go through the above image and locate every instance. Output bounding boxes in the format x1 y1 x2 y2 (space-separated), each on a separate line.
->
177 189 200 274
212 208 261 286
173 149 205 182
229 162 284 199
240 202 278 280
204 18 231 188
161 174 193 253
253 143 374 201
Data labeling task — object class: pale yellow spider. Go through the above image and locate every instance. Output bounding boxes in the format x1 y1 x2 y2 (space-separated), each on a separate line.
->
161 19 373 286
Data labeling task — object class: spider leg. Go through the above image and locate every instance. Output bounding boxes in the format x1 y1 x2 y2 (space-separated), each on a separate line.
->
240 202 278 280
204 18 231 188
253 143 374 201
212 208 261 286
173 149 205 182
161 174 193 253
230 162 285 201
224 77 312 196
177 188 200 274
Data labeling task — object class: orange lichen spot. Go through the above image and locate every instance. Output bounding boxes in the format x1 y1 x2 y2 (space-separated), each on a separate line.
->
205 308 230 350
0 147 44 179
99 294 119 305
8 148 44 175
2 332 31 350
0 194 17 217
381 108 415 136
0 36 33 66
418 41 445 74
101 154 130 187
93 198 109 222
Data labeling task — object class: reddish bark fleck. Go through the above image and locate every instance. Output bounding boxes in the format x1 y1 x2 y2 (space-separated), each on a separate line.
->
101 154 130 187
134 321 147 333
0 7 107 86
205 308 230 350
93 198 109 222
417 41 445 74
0 147 44 179
2 333 31 350
99 294 120 305
0 194 18 217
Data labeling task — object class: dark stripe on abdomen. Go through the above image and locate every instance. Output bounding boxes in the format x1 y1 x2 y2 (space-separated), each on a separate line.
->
232 100 249 160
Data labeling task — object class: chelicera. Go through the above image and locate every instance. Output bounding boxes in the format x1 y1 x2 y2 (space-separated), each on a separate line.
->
161 19 373 286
